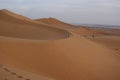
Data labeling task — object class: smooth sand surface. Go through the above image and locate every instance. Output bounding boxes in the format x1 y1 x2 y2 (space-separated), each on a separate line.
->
0 9 120 80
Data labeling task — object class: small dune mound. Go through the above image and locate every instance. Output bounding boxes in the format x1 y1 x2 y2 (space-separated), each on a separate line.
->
35 18 74 29
0 9 70 40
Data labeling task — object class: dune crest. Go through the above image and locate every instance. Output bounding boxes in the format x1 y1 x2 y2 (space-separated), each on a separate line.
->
35 18 106 36
35 18 74 29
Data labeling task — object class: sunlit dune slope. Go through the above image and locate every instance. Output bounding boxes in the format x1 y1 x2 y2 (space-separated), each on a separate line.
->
35 18 74 30
0 9 70 40
0 36 120 80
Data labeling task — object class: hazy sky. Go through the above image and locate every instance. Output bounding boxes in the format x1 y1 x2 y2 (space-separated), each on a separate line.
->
0 0 120 25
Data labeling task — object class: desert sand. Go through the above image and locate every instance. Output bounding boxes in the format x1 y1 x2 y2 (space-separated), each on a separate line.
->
0 9 120 80
35 18 74 30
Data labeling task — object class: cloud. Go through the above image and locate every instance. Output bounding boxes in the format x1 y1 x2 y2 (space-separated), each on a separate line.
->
0 0 120 25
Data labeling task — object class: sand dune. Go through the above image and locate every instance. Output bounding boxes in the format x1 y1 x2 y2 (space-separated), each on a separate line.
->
0 9 70 40
35 16 105 36
35 18 74 30
0 9 120 80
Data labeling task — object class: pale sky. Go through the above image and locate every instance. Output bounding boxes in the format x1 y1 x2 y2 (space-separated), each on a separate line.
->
0 0 120 25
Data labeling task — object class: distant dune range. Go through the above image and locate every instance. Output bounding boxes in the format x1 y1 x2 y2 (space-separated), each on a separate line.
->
0 9 120 80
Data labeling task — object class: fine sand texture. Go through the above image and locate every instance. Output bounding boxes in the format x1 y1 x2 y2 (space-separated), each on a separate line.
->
0 9 120 80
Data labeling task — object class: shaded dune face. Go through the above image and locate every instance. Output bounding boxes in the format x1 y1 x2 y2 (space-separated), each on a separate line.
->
0 10 70 40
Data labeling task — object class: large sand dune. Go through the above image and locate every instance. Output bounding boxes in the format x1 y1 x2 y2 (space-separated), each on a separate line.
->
0 9 70 40
0 9 120 80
